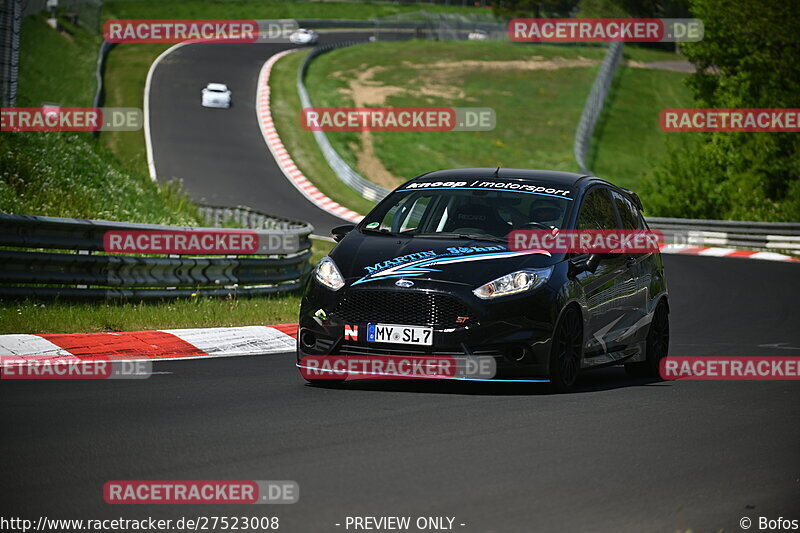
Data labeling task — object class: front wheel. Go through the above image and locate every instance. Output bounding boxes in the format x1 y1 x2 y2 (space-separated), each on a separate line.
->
625 301 669 378
548 307 583 393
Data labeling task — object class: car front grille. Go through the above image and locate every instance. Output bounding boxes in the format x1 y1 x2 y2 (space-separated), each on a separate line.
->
332 289 473 328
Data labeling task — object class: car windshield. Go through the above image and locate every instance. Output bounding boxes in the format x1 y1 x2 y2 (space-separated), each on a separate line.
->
361 187 571 239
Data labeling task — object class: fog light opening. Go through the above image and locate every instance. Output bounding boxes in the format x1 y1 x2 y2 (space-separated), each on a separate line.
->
300 330 317 349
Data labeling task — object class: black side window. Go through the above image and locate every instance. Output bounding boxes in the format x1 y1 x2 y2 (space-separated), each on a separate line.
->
577 188 618 230
611 191 643 230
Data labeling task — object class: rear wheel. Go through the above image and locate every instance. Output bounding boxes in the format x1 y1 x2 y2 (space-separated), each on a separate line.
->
625 301 669 378
549 307 583 393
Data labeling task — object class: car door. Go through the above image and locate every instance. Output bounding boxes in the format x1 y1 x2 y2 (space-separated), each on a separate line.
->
572 186 634 360
609 190 650 349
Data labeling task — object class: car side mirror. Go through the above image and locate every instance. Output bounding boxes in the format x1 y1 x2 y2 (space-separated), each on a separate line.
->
569 253 601 276
331 224 355 242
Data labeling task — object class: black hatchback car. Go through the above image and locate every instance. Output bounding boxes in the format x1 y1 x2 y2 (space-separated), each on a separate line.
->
297 168 669 391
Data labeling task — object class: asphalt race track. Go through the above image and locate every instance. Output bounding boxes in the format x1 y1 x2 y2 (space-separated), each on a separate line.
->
3 32 799 533
147 32 376 234
3 259 799 532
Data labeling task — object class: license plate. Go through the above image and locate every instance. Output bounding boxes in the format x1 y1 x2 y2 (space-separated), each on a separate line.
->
367 324 433 346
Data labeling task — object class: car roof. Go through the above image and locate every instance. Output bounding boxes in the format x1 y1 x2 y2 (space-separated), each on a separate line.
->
205 83 228 91
411 168 590 189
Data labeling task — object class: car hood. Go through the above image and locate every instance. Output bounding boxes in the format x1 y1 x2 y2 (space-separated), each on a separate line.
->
330 231 562 287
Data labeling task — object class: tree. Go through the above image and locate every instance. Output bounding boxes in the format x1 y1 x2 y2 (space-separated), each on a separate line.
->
643 0 800 221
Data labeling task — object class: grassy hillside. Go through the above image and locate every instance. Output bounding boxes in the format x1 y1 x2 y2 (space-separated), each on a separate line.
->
299 41 692 193
3 15 200 224
101 43 170 169
591 64 695 190
16 15 100 107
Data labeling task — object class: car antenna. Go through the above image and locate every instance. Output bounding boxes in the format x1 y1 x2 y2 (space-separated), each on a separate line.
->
493 166 500 177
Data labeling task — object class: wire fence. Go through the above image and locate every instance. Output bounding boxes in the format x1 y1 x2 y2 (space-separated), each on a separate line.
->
0 0 23 107
573 41 624 175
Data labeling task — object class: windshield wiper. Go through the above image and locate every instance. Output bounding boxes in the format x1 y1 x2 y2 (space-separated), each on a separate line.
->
361 227 402 237
413 232 507 244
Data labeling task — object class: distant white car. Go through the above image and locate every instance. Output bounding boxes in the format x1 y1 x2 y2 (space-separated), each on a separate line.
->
468 30 489 41
289 28 319 45
201 83 231 108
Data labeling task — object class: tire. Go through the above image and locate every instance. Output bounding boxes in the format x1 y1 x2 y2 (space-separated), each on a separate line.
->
625 301 669 378
548 307 583 393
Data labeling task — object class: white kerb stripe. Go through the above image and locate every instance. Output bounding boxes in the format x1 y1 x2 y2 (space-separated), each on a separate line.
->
0 335 73 356
162 326 295 355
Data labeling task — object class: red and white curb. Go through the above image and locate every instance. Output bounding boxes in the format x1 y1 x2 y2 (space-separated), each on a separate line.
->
658 244 798 262
256 50 363 224
0 324 299 366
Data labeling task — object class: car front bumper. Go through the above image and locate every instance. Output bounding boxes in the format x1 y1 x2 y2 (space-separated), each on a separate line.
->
297 278 560 379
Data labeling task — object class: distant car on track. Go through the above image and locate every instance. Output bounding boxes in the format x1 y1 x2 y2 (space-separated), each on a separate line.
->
297 168 669 391
201 83 231 108
468 30 489 41
289 28 319 45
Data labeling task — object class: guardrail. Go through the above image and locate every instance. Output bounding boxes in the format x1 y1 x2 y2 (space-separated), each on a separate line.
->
198 204 314 231
295 18 504 32
573 42 624 174
646 217 800 253
92 40 116 109
297 41 391 203
0 212 314 300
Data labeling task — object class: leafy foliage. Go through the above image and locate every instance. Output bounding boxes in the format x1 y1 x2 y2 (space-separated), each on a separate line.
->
642 0 800 221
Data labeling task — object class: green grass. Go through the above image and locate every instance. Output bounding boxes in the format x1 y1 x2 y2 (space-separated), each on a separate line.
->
101 43 170 170
590 62 695 190
2 11 336 334
5 14 200 224
270 50 377 215
16 15 100 107
0 131 201 224
102 0 491 21
306 40 605 184
299 40 691 193
0 296 301 335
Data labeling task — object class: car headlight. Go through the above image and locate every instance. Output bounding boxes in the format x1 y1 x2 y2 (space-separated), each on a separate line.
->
473 267 553 299
314 256 345 291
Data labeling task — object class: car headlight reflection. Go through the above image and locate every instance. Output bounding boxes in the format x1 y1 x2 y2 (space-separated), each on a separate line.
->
473 267 553 299
314 256 345 291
